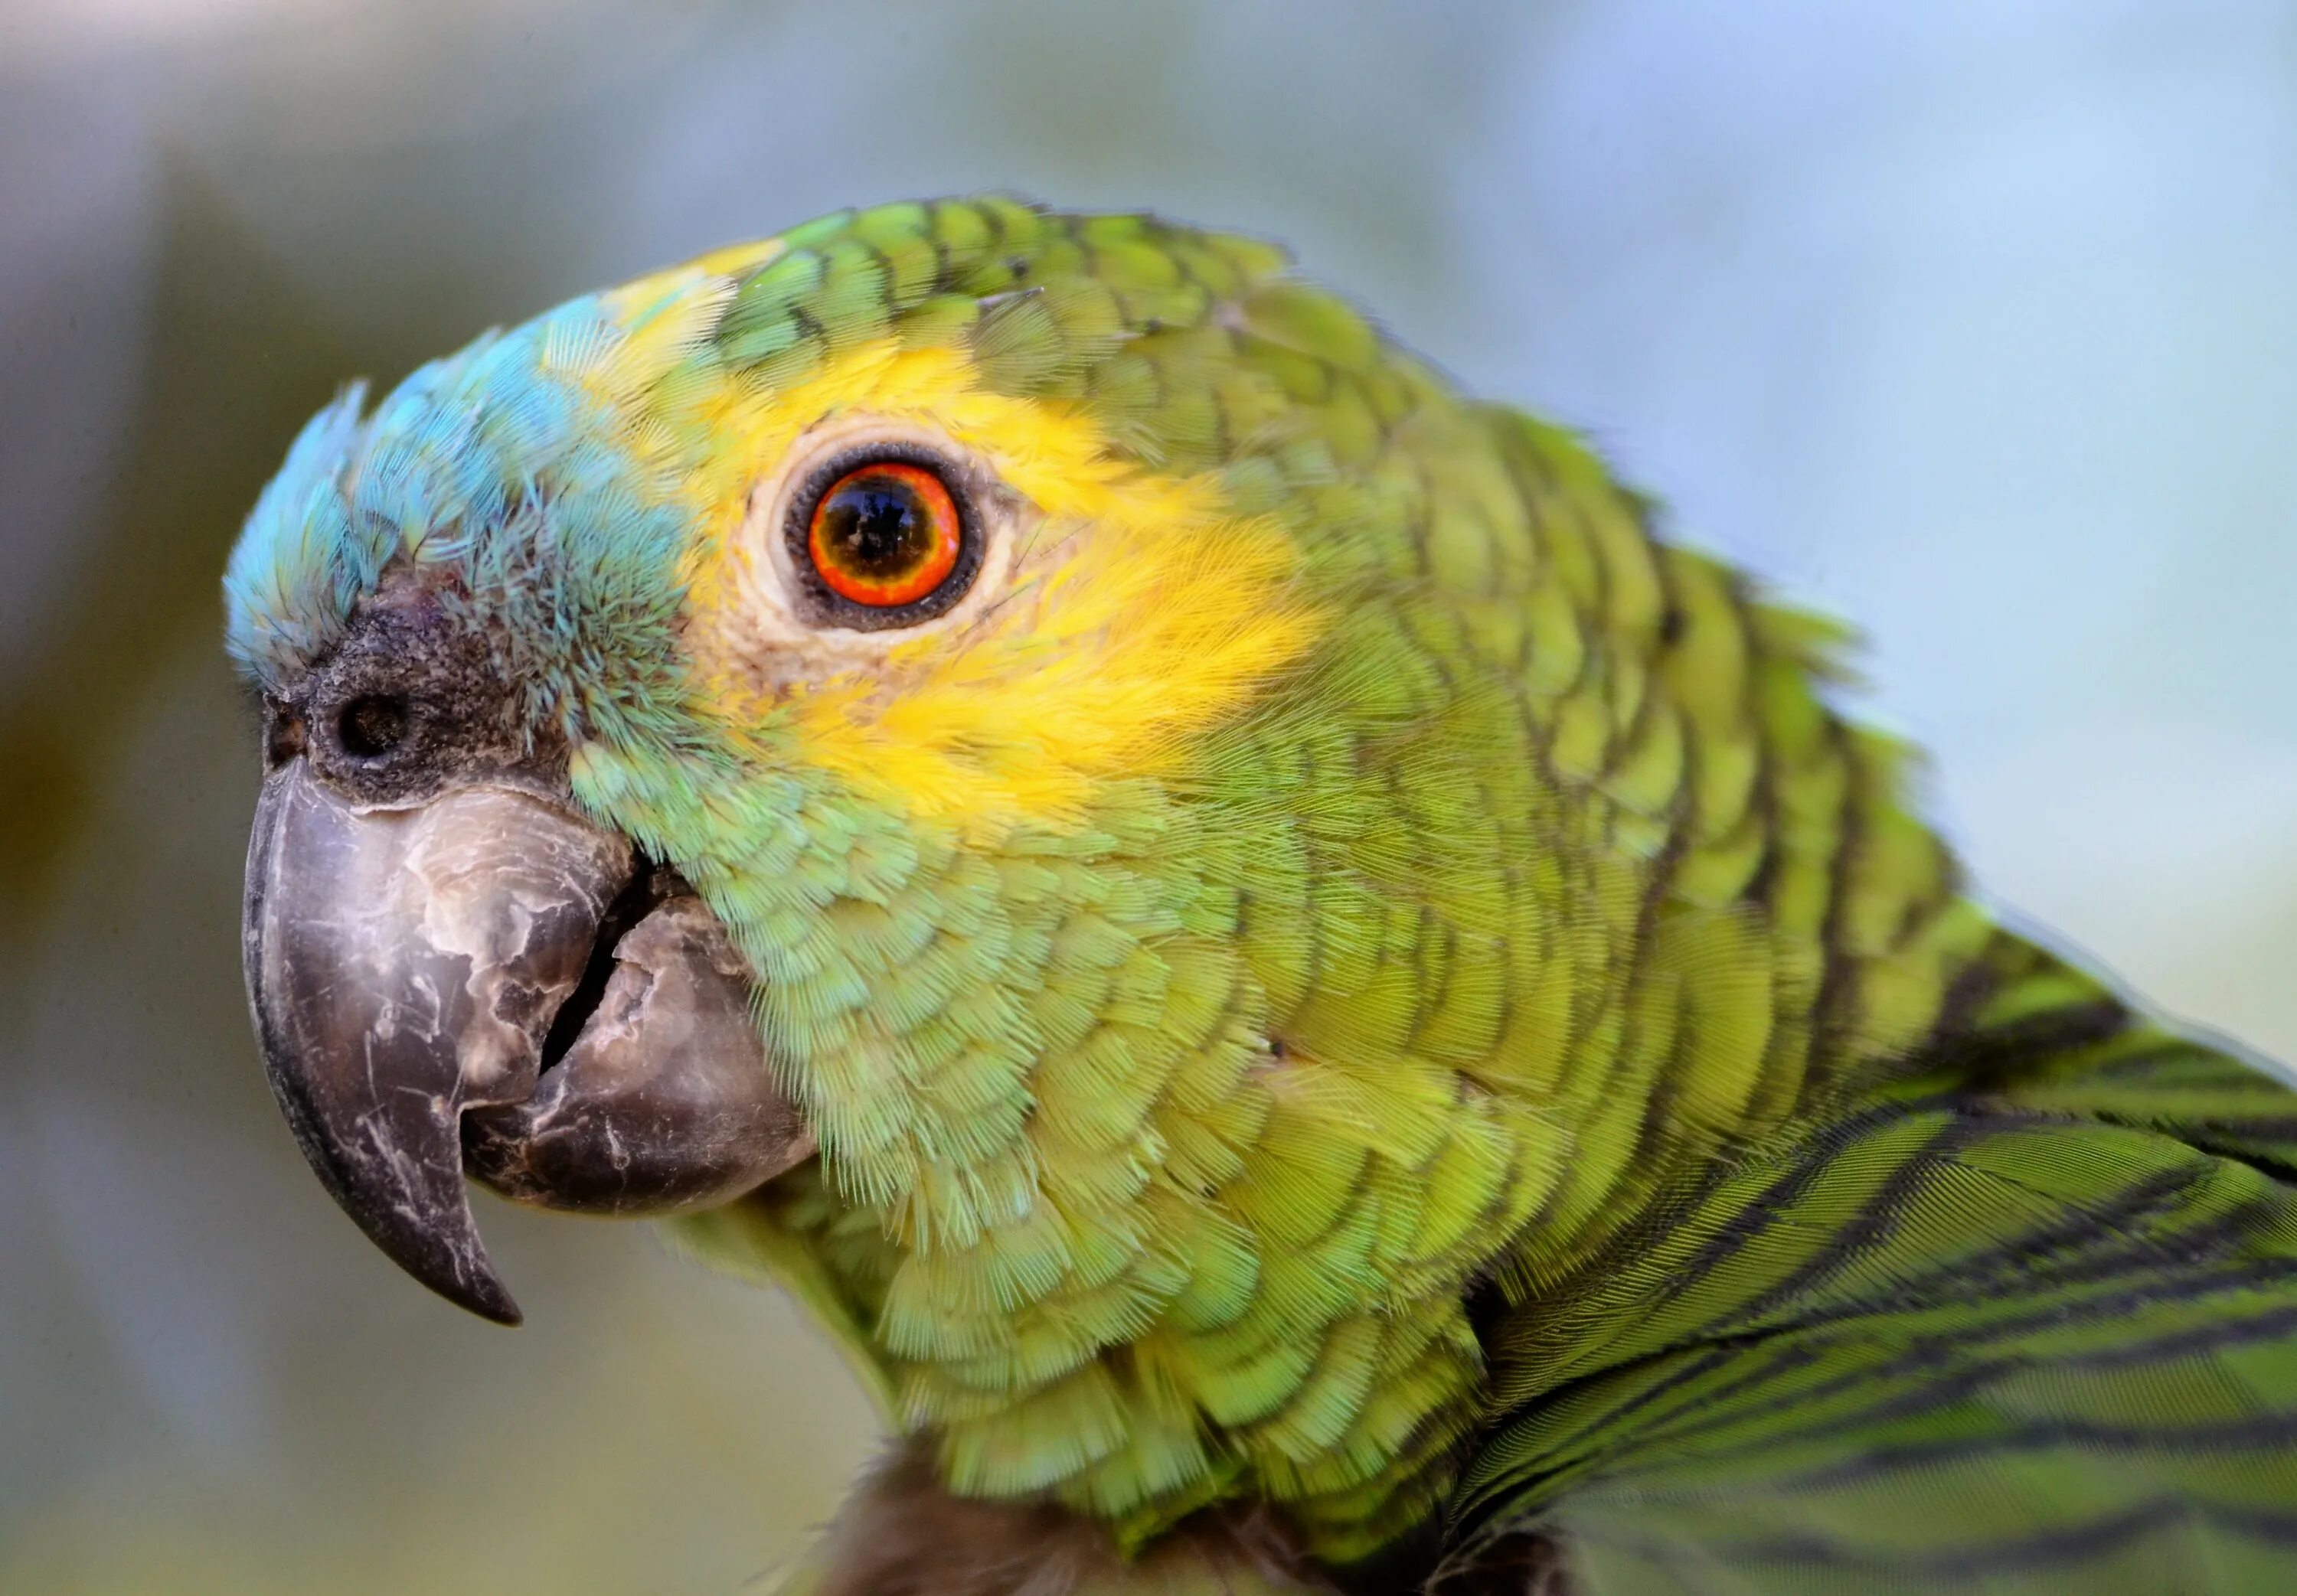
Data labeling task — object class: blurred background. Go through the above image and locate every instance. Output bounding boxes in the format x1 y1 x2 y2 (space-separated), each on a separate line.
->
2 1 2292 1591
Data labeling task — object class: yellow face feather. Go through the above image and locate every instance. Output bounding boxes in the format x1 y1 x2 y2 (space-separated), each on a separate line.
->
622 335 1329 833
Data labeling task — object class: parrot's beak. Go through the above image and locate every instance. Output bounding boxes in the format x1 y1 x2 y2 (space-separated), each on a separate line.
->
243 759 815 1324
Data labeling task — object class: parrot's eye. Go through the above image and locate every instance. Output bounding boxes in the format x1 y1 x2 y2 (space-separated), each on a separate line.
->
787 449 980 628
808 462 959 605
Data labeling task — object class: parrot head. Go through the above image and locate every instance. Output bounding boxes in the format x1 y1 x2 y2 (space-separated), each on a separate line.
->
225 200 1355 1324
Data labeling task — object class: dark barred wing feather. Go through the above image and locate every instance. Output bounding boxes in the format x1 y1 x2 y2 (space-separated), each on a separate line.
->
1442 1006 2297 1594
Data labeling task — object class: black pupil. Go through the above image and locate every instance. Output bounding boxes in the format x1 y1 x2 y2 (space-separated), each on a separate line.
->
820 475 928 576
338 694 409 758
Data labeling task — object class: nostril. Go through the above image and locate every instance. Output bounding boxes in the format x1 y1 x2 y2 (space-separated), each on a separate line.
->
337 694 410 759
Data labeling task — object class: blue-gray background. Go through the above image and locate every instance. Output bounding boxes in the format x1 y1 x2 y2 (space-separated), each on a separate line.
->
2 2 2292 1591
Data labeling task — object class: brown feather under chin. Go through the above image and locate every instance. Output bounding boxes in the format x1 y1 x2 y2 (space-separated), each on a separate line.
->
805 1444 1345 1596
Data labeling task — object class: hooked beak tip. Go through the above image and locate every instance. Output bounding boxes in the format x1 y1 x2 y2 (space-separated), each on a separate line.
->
258 1013 528 1326
449 1268 524 1327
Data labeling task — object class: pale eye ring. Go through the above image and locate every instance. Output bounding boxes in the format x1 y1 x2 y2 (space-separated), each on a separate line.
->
783 444 983 629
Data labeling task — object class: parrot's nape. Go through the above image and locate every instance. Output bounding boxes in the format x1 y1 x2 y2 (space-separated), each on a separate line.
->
223 198 2297 1594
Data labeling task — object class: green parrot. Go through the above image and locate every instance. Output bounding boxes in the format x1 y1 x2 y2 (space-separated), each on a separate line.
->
224 197 2297 1594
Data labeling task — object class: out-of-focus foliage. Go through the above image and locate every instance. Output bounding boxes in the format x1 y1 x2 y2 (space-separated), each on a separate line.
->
1 2 2289 1592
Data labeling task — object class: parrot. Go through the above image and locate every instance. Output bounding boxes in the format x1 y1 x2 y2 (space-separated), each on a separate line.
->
222 197 2297 1595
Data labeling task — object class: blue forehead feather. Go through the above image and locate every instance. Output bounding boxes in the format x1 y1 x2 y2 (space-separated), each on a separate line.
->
224 293 700 751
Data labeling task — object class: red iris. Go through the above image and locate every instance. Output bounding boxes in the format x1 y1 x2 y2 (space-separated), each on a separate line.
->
805 461 963 608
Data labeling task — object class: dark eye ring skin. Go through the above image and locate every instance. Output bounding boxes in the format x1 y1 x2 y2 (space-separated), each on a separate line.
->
784 444 983 629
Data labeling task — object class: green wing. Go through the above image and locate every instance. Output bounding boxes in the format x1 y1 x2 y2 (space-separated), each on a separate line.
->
1442 1001 2297 1594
